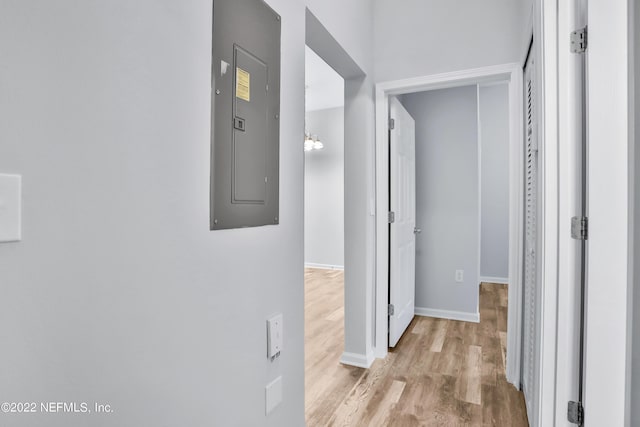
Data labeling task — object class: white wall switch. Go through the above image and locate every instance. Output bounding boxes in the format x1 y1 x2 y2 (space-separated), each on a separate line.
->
267 313 283 360
0 174 22 243
265 376 282 415
455 270 464 283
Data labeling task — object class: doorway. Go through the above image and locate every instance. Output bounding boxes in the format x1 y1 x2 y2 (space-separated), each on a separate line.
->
303 7 374 424
304 8 373 370
375 65 525 388
380 81 527 424
304 46 345 271
386 83 512 341
303 43 346 419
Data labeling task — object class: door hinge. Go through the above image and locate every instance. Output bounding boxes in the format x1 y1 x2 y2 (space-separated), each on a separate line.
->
388 211 395 223
389 118 395 130
570 27 587 53
571 216 588 240
567 401 584 425
388 304 395 316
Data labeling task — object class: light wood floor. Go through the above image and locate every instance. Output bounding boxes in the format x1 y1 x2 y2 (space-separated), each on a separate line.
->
304 268 529 426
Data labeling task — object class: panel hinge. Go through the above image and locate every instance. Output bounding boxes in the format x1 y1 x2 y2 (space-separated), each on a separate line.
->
567 401 584 425
389 118 395 130
571 216 588 240
388 304 395 316
570 27 587 53
388 211 395 223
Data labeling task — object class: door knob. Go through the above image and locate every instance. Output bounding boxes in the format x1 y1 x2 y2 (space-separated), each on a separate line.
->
414 227 422 234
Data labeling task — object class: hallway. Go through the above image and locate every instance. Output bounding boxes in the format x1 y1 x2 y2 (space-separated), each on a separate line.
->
305 268 528 426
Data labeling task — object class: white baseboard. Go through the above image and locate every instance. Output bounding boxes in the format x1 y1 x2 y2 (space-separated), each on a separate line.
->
480 276 509 285
340 351 375 368
415 307 480 323
304 263 344 270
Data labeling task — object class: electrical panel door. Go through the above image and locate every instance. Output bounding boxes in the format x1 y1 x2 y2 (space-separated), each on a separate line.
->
211 0 281 230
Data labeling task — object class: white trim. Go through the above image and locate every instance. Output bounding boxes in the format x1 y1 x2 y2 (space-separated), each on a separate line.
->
521 1 564 425
480 276 509 285
553 0 589 424
376 64 520 96
478 80 510 89
583 1 631 425
304 263 344 270
534 1 563 425
339 351 374 369
476 84 483 319
415 307 480 323
506 63 525 390
374 64 524 393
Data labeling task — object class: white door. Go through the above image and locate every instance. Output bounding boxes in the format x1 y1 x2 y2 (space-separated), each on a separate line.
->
389 96 417 348
522 47 540 423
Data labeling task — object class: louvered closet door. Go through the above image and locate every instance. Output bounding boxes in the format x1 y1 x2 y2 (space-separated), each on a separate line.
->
522 47 540 423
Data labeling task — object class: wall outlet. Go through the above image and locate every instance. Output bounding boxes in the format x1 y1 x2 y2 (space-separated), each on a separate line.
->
455 270 464 283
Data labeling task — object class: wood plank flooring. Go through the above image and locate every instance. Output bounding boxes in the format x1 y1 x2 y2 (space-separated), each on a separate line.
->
304 267 529 426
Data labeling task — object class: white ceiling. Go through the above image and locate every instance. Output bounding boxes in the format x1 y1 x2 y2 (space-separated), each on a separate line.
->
305 46 344 112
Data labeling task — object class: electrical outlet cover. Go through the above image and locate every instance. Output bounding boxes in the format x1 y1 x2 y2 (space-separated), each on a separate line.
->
267 313 283 359
265 376 282 415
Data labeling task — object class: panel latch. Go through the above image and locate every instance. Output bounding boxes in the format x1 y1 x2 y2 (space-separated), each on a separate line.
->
233 116 246 131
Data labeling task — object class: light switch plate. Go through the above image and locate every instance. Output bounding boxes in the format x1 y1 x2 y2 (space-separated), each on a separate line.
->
267 313 283 359
265 376 282 415
0 174 22 243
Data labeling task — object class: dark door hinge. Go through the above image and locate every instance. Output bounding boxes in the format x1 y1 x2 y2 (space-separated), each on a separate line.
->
567 400 584 425
570 27 587 53
388 211 395 224
571 216 588 240
388 304 395 316
389 118 395 130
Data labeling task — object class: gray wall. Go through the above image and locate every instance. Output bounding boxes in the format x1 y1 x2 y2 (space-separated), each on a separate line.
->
402 86 479 315
305 107 344 268
343 74 376 358
0 0 375 426
479 84 510 280
373 0 528 82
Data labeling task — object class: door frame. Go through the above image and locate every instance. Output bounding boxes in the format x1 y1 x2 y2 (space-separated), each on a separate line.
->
583 0 633 424
373 63 525 386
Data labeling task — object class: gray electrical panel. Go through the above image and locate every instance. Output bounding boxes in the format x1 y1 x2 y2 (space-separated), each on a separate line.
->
211 0 281 230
